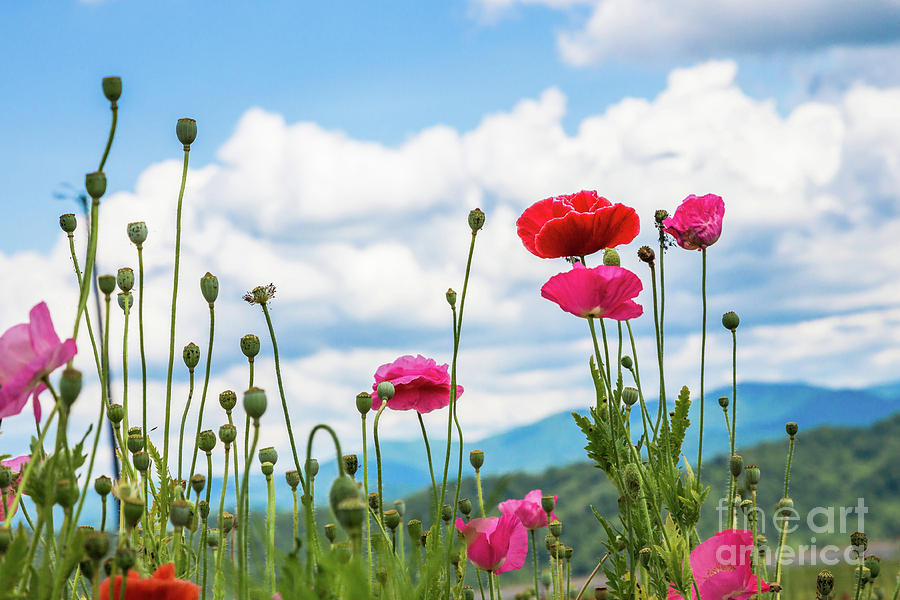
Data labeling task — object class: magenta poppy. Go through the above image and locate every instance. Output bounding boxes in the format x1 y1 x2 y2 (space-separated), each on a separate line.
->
498 489 557 530
516 190 640 259
541 263 642 320
371 354 463 414
662 194 725 251
0 455 29 522
0 302 77 421
668 530 770 600
455 513 528 574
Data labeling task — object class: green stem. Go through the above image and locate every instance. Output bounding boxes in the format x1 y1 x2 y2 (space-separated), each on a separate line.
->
214 443 232 600
574 552 610 600
138 246 148 459
238 420 261 600
784 436 795 499
697 248 707 481
488 570 496 600
475 468 486 518
72 198 99 358
752 488 761 600
178 370 196 481
122 292 131 437
362 414 372 582
417 412 439 514
530 530 540 600
189 304 216 481
98 103 118 171
266 473 275 594
6 405 58 521
373 404 388 527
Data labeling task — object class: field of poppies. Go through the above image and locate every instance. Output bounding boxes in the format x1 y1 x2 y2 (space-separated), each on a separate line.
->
0 77 891 600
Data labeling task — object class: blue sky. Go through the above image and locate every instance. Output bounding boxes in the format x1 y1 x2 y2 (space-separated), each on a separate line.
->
3 0 900 458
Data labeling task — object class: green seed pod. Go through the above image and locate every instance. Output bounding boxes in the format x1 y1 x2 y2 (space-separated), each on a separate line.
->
851 531 868 551
285 470 301 490
722 311 740 331
776 497 794 517
59 213 77 234
549 519 562 538
786 422 798 437
621 355 633 370
60 367 83 407
564 545 573 560
865 555 881 579
54 479 78 508
654 209 669 224
132 451 150 472
102 76 122 103
857 566 872 585
0 467 12 489
115 546 136 571
190 474 206 495
94 475 112 497
602 248 621 266
376 381 395 403
446 288 457 308
468 208 485 232
127 433 144 454
117 267 134 293
170 500 193 528
639 547 651 567
240 334 260 359
458 498 472 517
85 171 107 200
126 221 147 246
368 492 380 512
393 499 405 517
85 531 110 561
198 430 216 453
541 494 555 514
545 533 557 552
594 585 610 599
407 519 422 543
117 292 133 312
261 461 274 476
218 390 237 411
335 496 366 534
221 512 235 534
621 387 639 407
183 342 200 371
329 475 363 517
219 424 237 445
258 447 278 465
384 509 401 531
816 569 835 598
441 503 453 523
200 272 219 305
98 274 117 296
355 392 372 415
744 464 761 487
122 497 144 528
343 454 359 477
718 396 729 408
306 458 319 478
470 449 485 471
243 387 267 420
198 500 209 521
333 541 352 563
463 587 475 600
637 245 655 264
206 528 220 548
729 455 743 478
324 522 337 543
176 117 197 147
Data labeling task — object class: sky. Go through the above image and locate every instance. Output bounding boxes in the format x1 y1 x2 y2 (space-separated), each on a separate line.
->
2 0 900 465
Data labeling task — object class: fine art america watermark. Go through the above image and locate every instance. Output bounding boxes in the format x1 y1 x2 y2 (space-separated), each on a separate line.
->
715 497 870 566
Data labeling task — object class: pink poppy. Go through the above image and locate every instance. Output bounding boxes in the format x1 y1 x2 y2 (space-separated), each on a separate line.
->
517 190 640 259
541 263 643 321
0 455 30 522
0 302 77 421
668 529 770 600
371 354 463 414
498 489 557 530
662 194 725 251
455 513 528 574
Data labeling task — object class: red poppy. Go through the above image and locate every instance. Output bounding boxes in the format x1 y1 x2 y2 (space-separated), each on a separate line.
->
100 563 199 600
517 190 639 259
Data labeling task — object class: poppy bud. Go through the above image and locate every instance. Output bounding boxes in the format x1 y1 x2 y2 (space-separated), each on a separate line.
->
117 292 133 312
468 208 485 232
329 475 363 517
637 246 655 264
102 76 122 103
198 430 216 453
59 213 77 233
206 528 220 548
133 451 150 472
340 454 358 477
285 470 301 490
85 531 109 561
384 509 401 531
122 497 144 528
850 531 868 552
470 449 484 471
261 461 274 476
744 464 761 488
127 221 147 247
55 479 78 508
549 519 562 538
545 533 556 552
243 387 267 420
729 455 743 478
198 500 209 520
335 497 366 534
393 499 405 517
441 503 453 523
376 381 395 403
541 494 555 514
776 497 794 517
368 492 380 511
446 288 457 308
817 569 834 597
621 356 633 370
407 519 422 542
458 498 472 517
857 566 872 585
463 587 475 600
117 268 134 293
639 546 651 567
722 311 740 331
219 390 237 411
356 392 372 415
219 424 237 445
115 547 136 571
98 274 117 296
786 422 798 437
60 367 83 407
259 447 278 465
190 474 206 495
107 403 125 424
240 334 260 359
222 512 235 534
176 118 197 148
621 387 639 407
183 342 200 371
324 522 337 542
865 555 881 579
85 171 106 200
306 458 319 478
127 433 144 454
94 475 112 496
0 467 12 489
654 209 669 224
602 248 621 266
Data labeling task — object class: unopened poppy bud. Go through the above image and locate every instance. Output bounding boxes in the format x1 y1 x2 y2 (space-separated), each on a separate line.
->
407 519 422 542
0 467 12 489
376 381 395 403
133 451 150 472
117 267 134 293
329 475 363 523
117 292 133 312
94 475 112 496
55 479 78 508
817 569 835 597
343 454 359 477
621 387 639 407
306 458 319 478
865 555 881 579
368 492 380 511
744 464 761 487
107 403 125 424
470 449 484 471
102 76 122 103
122 497 144 528
0 527 10 554
59 213 77 233
261 461 274 476
729 455 743 478
441 503 453 523
115 547 136 571
259 447 278 465
127 432 144 454
393 499 405 517
170 500 194 528
243 387 267 420
549 519 562 538
221 512 235 534
219 424 237 445
198 500 209 520
176 117 197 148
218 390 237 411
541 494 555 514
60 367 82 407
285 470 301 490
722 311 740 331
602 248 621 266
240 334 260 359
335 497 366 533
324 522 337 542
463 586 475 600
198 430 216 453
85 531 109 561
98 274 117 296
621 355 633 370
190 474 206 495
384 509 401 531
183 342 200 370
468 208 485 232
545 533 556 552
786 422 798 437
458 498 472 516
446 288 457 308
637 246 655 264
356 392 372 415
206 528 220 548
127 221 147 246
850 531 868 551
85 171 106 200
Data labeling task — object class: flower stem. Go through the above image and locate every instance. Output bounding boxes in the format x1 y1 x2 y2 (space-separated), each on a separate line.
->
574 552 610 600
530 530 540 600
213 443 231 600
475 467 486 518
238 419 260 600
697 248 708 482
189 304 216 481
265 472 275 594
373 404 388 527
417 412 439 514
72 198 100 360
177 370 195 483
137 246 148 458
98 102 118 172
361 413 372 582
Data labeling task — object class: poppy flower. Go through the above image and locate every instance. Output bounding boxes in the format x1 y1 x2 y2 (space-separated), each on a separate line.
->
668 529 770 600
517 190 640 259
455 513 528 574
371 354 463 414
541 263 643 321
100 563 200 600
662 194 725 251
498 489 557 530
0 302 77 421
0 455 29 522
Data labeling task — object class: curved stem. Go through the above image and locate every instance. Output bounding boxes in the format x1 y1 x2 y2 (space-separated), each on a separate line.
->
574 552 610 600
189 304 216 481
178 370 195 482
98 104 118 172
72 199 99 357
302 423 345 579
417 412 438 513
